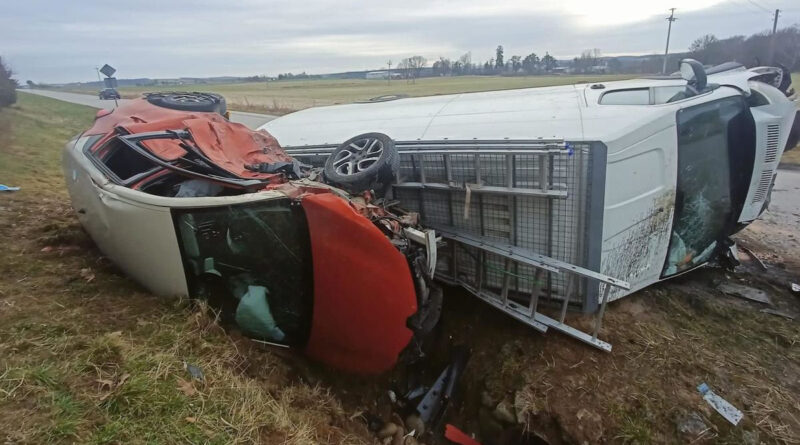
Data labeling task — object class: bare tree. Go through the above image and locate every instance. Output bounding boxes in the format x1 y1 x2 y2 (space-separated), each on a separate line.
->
402 56 427 83
459 52 472 74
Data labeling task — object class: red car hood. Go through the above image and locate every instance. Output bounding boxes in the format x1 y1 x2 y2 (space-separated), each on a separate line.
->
301 193 417 374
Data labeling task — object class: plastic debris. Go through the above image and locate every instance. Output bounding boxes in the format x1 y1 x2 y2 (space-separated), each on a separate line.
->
791 283 800 293
760 308 795 320
444 424 481 445
0 184 20 192
184 362 204 381
697 383 743 425
718 283 771 304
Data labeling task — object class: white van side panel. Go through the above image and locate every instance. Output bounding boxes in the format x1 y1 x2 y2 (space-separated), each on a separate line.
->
600 122 678 300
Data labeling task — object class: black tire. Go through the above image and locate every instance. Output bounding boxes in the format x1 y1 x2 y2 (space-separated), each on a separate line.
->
144 92 227 115
323 132 399 194
785 112 799 152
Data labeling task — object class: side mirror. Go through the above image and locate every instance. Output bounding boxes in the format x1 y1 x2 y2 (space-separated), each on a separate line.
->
679 59 707 92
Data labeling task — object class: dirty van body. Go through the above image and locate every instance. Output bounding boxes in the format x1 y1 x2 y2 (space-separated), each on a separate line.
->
62 94 441 374
260 61 798 351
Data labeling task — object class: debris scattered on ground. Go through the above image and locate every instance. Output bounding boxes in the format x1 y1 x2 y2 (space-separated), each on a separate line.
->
791 282 800 293
697 383 743 425
760 308 796 320
717 282 771 304
414 347 469 428
444 424 481 445
0 184 20 192
677 411 709 437
739 244 767 270
184 362 204 381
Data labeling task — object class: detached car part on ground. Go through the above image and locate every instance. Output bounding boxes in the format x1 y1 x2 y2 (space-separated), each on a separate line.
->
261 60 798 351
63 93 441 374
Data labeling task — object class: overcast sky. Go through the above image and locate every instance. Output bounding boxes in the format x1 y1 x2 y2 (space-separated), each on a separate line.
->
2 0 798 83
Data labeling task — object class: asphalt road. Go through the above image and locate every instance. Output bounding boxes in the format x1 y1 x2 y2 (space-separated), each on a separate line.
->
19 89 277 129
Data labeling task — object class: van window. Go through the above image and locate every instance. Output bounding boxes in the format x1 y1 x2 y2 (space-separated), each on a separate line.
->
599 88 649 105
662 96 755 277
653 86 687 104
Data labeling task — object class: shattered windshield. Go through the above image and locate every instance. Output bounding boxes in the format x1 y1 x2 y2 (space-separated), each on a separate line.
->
172 199 313 345
663 96 751 276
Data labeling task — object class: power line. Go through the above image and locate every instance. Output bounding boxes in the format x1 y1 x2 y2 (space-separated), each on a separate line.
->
662 8 677 74
746 0 772 13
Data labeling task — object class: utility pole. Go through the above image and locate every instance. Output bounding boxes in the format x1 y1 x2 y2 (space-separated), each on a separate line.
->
95 66 102 83
387 60 392 86
769 9 780 64
662 8 677 74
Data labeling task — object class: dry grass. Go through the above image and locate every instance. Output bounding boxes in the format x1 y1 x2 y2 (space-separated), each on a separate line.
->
443 265 800 444
0 94 370 444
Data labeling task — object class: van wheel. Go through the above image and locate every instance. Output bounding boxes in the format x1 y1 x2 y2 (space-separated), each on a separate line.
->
144 92 227 115
323 133 398 194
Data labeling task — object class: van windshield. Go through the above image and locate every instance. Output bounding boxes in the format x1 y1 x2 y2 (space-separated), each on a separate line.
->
662 96 755 276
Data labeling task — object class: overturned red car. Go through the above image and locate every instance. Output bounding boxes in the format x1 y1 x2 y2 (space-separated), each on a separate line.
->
62 93 441 373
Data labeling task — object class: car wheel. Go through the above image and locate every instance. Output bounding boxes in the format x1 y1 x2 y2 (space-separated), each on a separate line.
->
323 133 399 194
144 92 227 115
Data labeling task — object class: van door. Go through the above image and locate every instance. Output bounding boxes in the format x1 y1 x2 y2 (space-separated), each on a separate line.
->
662 96 755 277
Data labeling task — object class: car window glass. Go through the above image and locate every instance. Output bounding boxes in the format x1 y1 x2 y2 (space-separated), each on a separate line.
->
99 138 158 181
663 97 751 276
653 86 687 104
599 88 649 105
173 199 313 346
746 90 770 107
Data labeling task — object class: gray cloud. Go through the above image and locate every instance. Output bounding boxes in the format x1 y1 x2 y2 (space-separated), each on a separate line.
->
2 0 798 83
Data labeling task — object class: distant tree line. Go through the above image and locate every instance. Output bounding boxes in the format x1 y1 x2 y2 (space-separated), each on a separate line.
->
277 72 309 80
0 57 18 107
429 46 559 77
687 26 800 70
238 24 800 82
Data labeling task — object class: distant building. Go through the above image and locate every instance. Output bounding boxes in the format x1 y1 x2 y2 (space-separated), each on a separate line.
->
588 65 608 74
365 71 401 80
366 71 388 80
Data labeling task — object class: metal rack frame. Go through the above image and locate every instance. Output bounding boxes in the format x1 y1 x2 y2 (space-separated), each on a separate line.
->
285 139 629 351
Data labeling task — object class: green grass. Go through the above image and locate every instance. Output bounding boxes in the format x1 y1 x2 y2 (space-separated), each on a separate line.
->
65 74 635 114
0 94 367 444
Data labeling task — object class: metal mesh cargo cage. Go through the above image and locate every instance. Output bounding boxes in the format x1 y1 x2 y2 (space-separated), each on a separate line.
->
285 139 630 350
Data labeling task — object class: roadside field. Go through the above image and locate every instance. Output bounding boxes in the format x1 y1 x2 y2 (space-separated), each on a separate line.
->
65 74 635 114
0 94 369 444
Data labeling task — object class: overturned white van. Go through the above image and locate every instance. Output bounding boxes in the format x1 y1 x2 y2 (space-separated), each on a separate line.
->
261 60 799 350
